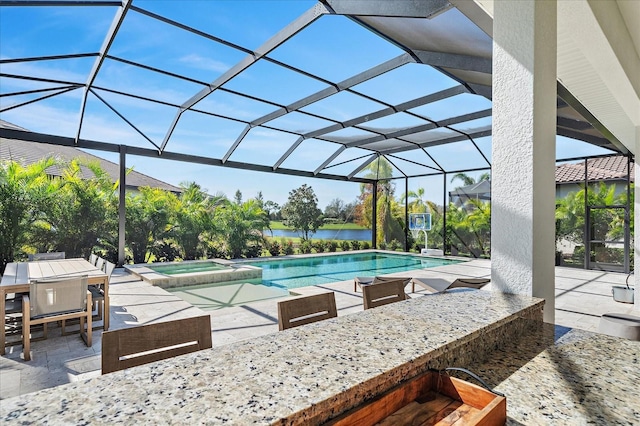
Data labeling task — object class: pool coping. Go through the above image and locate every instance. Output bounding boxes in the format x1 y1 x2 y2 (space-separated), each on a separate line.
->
231 248 471 264
123 250 471 290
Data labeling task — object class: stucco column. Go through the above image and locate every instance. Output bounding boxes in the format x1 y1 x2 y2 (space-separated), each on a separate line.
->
635 126 639 311
491 0 557 323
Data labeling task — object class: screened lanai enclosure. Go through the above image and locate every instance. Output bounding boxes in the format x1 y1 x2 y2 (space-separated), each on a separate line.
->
0 0 631 269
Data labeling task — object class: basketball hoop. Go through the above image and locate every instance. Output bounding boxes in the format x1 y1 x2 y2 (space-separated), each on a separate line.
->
409 212 431 249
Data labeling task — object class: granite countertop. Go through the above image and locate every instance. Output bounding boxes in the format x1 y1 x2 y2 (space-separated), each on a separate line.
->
466 323 640 425
1 291 544 424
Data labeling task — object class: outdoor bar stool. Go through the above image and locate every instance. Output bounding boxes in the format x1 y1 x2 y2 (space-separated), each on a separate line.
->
362 279 409 310
277 292 337 331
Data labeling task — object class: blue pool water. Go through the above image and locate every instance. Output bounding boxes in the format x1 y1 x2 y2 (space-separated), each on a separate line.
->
246 252 460 290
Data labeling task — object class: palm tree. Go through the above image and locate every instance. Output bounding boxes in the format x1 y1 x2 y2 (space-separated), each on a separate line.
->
446 199 490 257
0 158 57 274
450 172 490 189
403 187 427 213
215 199 270 259
357 157 404 244
173 182 226 260
555 182 619 246
37 158 117 259
125 187 178 264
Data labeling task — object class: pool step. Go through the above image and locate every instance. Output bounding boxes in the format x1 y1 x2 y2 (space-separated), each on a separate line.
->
168 281 289 310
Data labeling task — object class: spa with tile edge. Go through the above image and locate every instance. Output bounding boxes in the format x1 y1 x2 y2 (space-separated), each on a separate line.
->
1 290 637 424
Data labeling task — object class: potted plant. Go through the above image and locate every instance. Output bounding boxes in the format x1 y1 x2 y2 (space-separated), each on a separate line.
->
612 271 635 304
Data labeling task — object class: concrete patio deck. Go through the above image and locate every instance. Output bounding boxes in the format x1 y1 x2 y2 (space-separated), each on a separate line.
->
1 257 636 400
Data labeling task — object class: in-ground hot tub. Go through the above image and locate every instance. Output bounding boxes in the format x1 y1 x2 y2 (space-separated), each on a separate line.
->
124 259 262 289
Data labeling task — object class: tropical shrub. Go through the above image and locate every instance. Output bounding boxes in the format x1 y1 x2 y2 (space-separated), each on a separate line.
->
244 243 263 259
201 236 226 259
340 240 350 251
351 240 361 250
388 239 401 251
313 240 326 253
267 240 281 256
126 187 176 264
282 239 295 255
151 240 181 262
299 240 313 254
361 241 370 250
326 241 338 252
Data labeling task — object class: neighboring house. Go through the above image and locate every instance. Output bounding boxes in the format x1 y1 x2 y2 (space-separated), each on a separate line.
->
449 180 491 206
555 155 634 199
0 120 182 194
449 155 633 205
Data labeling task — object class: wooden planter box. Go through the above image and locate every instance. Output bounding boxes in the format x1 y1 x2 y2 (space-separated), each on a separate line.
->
327 370 506 426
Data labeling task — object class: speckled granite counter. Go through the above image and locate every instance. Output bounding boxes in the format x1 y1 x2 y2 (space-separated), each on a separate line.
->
465 323 640 425
1 291 543 424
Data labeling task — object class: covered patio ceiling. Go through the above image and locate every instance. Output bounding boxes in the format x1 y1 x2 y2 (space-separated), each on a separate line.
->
0 0 628 184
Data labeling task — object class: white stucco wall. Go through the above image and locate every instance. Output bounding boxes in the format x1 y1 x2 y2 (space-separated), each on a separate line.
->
491 0 557 323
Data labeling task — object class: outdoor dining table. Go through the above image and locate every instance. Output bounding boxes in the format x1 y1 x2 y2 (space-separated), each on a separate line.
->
0 258 109 355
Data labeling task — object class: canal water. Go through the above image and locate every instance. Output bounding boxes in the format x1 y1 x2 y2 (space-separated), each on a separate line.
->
264 229 372 241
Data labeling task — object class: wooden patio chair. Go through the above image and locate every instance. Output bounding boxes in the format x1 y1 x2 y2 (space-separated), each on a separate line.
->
62 260 115 332
277 292 337 331
22 275 92 361
362 279 410 310
101 315 212 374
95 257 105 272
89 260 115 323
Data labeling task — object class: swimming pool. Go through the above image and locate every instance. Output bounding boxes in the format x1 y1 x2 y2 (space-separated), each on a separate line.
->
245 252 461 290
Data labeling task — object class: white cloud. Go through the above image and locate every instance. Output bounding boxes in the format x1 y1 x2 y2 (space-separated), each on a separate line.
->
179 54 230 73
1 102 156 149
0 61 87 91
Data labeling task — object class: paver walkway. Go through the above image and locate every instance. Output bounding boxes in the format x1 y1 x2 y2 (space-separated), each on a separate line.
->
1 257 636 399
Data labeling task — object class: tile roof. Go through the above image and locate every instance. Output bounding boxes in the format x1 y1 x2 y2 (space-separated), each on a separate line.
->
0 121 181 193
555 156 634 184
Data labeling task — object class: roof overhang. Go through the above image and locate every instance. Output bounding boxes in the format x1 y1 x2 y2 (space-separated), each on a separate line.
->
453 0 640 154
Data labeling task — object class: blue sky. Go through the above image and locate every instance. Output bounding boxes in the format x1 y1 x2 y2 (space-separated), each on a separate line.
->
0 1 615 208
